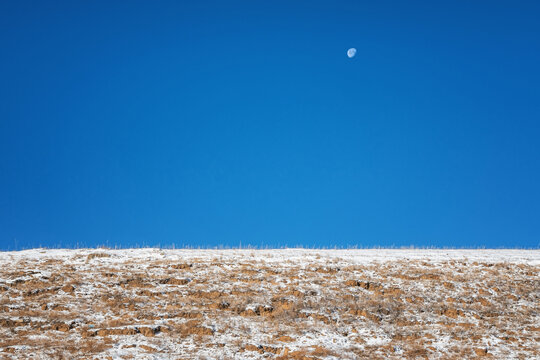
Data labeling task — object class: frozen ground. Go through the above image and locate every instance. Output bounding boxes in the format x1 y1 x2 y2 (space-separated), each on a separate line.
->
0 249 539 359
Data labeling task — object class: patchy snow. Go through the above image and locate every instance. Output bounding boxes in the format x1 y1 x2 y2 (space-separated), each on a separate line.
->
0 248 538 359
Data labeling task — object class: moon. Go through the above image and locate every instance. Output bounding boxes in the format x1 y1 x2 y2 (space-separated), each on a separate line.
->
347 48 357 58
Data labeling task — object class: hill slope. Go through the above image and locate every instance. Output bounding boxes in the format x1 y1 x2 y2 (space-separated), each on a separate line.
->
0 249 539 359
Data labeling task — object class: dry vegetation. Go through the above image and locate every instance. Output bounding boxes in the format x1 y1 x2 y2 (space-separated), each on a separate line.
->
0 249 539 359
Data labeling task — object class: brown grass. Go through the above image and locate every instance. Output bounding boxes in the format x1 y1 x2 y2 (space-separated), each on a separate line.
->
0 251 538 359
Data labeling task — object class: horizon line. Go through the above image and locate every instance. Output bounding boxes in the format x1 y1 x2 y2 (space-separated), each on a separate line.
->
2 245 539 252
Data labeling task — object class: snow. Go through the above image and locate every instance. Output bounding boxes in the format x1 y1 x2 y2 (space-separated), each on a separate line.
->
0 248 538 359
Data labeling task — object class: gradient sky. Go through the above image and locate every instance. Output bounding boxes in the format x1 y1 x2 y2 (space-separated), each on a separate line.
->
1 1 539 250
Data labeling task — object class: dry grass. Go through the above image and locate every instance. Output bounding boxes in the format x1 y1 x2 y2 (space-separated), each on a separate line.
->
0 249 538 359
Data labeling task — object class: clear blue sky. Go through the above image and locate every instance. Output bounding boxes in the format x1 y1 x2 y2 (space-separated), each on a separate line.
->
1 1 539 250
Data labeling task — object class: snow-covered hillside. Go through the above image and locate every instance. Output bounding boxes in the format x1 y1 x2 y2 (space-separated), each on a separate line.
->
0 249 539 359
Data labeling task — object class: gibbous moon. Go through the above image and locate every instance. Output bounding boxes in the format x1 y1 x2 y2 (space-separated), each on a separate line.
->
347 48 357 58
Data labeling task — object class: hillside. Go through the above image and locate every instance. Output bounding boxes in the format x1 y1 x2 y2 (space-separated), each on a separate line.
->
0 249 539 359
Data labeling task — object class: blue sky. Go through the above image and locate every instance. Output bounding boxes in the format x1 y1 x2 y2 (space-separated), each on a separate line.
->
1 1 539 250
